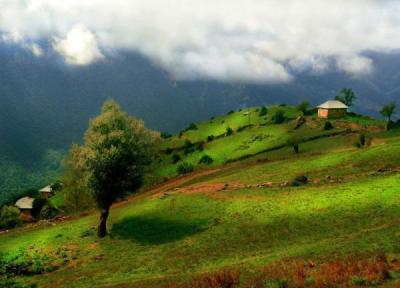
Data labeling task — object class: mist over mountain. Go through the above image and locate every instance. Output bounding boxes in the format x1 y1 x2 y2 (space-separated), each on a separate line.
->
1 45 399 163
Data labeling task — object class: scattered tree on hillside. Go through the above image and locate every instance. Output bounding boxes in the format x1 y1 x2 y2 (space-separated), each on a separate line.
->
259 106 268 117
335 88 357 107
66 100 158 237
287 135 302 154
297 101 310 115
380 102 396 122
61 144 94 212
226 127 234 136
271 110 285 124
177 162 194 174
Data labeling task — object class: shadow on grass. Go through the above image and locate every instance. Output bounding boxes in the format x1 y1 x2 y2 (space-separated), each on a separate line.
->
111 216 207 245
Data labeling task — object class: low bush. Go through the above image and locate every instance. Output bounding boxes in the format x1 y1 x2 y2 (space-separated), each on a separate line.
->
272 110 285 124
172 154 181 164
357 133 366 148
185 123 198 131
226 127 234 136
32 198 47 218
323 121 333 130
160 132 172 139
0 206 21 229
165 148 173 155
177 162 194 175
39 204 59 220
207 135 215 142
227 110 234 115
198 155 214 165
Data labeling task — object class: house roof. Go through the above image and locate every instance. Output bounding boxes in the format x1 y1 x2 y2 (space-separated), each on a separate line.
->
39 185 52 193
317 100 348 109
15 196 34 209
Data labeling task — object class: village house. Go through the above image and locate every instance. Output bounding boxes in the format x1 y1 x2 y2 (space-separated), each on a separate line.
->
39 185 54 199
317 100 348 119
15 196 34 221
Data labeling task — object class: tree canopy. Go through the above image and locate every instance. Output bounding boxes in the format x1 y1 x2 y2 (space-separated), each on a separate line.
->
64 99 158 237
335 88 357 107
380 102 396 122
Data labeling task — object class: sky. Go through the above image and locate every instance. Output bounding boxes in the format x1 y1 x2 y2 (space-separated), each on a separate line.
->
1 0 399 84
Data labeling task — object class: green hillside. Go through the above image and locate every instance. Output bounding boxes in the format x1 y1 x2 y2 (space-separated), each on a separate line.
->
1 106 399 288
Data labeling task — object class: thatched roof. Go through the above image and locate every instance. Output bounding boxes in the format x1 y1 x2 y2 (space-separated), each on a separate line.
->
15 197 34 209
317 100 348 109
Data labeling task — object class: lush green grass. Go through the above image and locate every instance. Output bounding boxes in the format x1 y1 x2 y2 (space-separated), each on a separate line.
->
2 108 400 287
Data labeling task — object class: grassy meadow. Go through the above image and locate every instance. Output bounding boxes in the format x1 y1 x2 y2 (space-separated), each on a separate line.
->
1 106 400 287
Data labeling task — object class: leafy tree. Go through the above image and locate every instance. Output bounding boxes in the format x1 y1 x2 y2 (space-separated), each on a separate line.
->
185 123 198 131
198 154 214 165
61 144 94 213
380 102 396 122
0 206 21 229
297 101 310 115
334 88 357 106
68 100 157 237
259 106 268 117
50 181 63 193
271 110 285 124
226 127 234 136
287 135 302 154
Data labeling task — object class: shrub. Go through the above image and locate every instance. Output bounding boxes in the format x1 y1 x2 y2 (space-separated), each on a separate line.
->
226 127 234 136
297 101 310 115
0 206 21 229
227 110 234 115
32 198 47 218
165 147 173 155
160 132 172 139
259 106 268 117
185 123 198 131
324 121 333 130
199 155 214 165
237 125 254 132
172 154 181 164
271 110 285 124
177 162 194 175
39 204 59 220
358 133 366 148
207 135 215 142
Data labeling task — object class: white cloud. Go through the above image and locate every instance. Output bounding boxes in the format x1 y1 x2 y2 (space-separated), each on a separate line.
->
53 24 103 66
0 0 399 83
1 30 43 57
336 55 374 76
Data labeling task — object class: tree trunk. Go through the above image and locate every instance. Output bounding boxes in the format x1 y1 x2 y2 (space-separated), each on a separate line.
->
97 208 110 238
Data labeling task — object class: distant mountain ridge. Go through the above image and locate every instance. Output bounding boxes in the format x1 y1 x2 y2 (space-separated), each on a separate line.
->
0 45 399 201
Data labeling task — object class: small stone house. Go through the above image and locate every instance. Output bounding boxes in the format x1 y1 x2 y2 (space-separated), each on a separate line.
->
15 196 34 221
39 185 53 199
317 100 348 119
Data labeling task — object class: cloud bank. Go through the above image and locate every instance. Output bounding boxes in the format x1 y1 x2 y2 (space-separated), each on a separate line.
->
1 0 399 83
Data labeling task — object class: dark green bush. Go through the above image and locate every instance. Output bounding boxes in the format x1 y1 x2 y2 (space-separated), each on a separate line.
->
185 123 198 131
271 110 285 124
39 204 59 220
198 155 214 165
259 106 268 117
172 154 181 164
0 206 21 229
32 198 47 218
227 110 234 115
358 133 366 148
160 132 172 139
226 127 234 136
165 147 173 155
324 121 333 130
177 162 194 175
237 124 254 132
207 135 215 142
